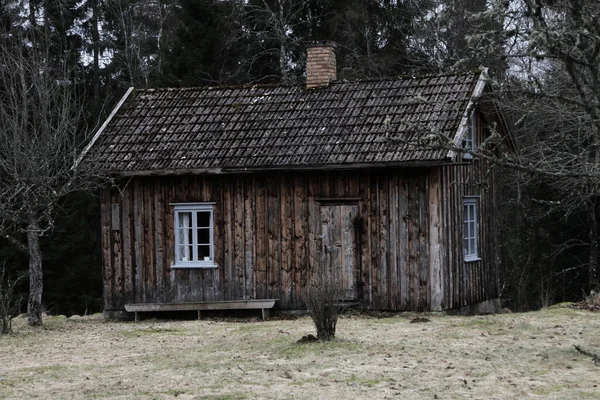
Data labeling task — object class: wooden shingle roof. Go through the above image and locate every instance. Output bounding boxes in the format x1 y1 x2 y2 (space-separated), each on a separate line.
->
81 71 485 175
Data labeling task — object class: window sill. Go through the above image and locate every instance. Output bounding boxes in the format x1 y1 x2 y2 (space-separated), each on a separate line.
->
464 257 481 263
171 263 218 269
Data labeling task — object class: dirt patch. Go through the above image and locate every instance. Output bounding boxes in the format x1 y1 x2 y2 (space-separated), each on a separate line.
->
409 317 431 323
1 308 600 399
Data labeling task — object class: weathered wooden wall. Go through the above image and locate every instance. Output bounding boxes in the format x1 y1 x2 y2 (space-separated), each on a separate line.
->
101 169 437 313
429 110 500 310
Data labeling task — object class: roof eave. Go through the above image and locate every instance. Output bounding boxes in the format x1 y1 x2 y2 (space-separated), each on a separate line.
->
447 68 489 162
105 160 457 177
74 87 135 170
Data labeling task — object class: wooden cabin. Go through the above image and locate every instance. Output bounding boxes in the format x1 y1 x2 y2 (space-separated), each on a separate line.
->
79 42 510 318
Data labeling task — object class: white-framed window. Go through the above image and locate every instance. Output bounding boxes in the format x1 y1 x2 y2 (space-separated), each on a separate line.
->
463 111 475 159
171 203 217 269
463 197 479 261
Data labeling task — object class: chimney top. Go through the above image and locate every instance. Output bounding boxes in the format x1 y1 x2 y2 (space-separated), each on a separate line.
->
306 41 338 89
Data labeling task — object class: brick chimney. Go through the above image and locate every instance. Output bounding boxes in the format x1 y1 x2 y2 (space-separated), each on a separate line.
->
306 41 337 89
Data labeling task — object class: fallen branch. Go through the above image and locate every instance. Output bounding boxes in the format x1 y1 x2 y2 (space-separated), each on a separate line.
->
574 345 600 365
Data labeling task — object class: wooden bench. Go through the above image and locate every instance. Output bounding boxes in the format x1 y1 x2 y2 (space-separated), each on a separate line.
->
124 300 277 322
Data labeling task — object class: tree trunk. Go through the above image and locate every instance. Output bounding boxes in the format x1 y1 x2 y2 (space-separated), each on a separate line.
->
589 199 600 292
27 214 43 326
92 0 101 118
277 0 287 83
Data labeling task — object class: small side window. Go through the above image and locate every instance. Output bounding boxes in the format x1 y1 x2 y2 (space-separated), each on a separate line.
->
463 111 475 159
172 203 217 269
463 197 479 261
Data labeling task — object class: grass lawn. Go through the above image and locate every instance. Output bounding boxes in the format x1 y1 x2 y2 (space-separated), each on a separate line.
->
1 306 599 399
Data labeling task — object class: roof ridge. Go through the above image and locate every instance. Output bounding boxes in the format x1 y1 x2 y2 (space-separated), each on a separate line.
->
331 69 481 85
136 70 481 93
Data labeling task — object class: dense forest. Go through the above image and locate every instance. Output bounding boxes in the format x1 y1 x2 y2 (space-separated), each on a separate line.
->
1 0 599 319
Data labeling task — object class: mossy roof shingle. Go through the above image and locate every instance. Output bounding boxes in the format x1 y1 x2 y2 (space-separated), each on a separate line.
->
82 71 482 174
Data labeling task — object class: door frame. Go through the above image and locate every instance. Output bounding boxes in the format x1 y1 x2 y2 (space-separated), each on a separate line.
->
314 199 362 301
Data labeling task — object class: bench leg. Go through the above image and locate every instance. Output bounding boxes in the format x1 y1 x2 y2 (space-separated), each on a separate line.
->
197 310 202 320
135 311 139 322
262 308 270 320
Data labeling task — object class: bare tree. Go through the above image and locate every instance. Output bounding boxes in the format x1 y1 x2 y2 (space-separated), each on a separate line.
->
472 0 600 293
104 0 173 87
241 0 311 84
0 22 100 326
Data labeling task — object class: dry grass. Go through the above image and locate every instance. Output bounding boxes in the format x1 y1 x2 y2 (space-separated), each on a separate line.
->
1 306 600 399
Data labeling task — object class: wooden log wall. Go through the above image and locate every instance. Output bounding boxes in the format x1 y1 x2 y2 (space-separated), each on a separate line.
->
434 110 501 310
101 169 435 312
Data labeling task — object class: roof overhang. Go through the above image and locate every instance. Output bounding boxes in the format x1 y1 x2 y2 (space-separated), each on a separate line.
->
447 68 489 162
105 160 460 177
74 87 135 170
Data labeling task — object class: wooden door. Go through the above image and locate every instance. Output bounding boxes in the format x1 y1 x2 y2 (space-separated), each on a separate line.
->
319 204 359 300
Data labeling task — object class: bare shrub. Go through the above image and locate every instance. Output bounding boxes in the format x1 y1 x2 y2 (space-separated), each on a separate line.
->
0 263 24 334
573 291 600 312
301 271 346 341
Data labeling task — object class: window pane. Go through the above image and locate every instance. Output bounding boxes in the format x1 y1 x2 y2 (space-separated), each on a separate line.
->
470 222 475 237
178 245 192 262
178 228 193 246
464 239 469 255
470 204 475 220
470 238 476 255
178 212 192 229
464 221 469 237
197 211 210 228
198 228 210 244
198 245 211 259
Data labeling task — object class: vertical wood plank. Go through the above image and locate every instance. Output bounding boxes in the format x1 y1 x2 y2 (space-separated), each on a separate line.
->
244 176 254 300
280 177 293 308
164 178 176 303
343 205 358 300
429 168 443 311
234 176 245 300
267 176 281 301
154 179 165 302
388 174 399 310
100 191 113 311
223 179 234 300
379 174 389 310
292 176 307 308
143 179 155 301
418 174 429 310
454 167 461 307
358 173 370 308
442 167 451 310
307 175 320 287
369 174 380 310
133 180 144 303
398 176 409 310
407 174 419 310
213 176 224 301
121 184 133 305
255 177 267 299
111 192 123 310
